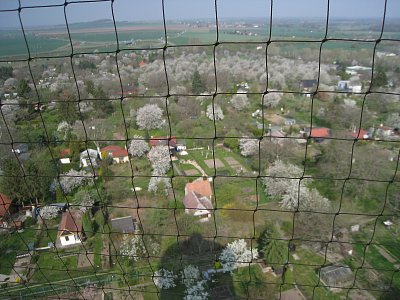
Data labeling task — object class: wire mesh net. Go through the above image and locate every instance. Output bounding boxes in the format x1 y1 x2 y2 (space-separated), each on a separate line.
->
0 0 399 299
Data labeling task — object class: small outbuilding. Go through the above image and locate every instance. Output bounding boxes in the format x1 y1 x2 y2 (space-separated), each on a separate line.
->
319 265 353 289
111 216 138 233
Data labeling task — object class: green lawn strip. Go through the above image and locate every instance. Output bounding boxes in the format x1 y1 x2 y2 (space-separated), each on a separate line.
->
37 227 58 248
31 251 85 283
0 229 38 274
287 248 340 300
93 232 103 268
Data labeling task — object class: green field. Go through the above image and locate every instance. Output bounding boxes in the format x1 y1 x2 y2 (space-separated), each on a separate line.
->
1 19 398 58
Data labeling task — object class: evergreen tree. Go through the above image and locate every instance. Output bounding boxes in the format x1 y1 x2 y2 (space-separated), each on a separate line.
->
58 90 79 124
373 65 388 88
191 70 206 94
0 158 29 204
93 86 115 117
258 229 288 271
82 212 94 237
17 79 32 98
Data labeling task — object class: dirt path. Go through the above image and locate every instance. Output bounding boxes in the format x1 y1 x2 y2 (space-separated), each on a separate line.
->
374 245 398 264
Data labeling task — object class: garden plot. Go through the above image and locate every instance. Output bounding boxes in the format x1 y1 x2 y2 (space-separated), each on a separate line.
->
204 158 225 169
224 156 248 173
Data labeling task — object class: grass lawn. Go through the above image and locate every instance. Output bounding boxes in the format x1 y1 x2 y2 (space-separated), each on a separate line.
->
37 227 58 248
284 248 342 300
31 250 87 283
0 229 38 274
93 232 103 268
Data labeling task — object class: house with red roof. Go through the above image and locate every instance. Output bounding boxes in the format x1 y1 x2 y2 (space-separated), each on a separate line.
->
305 127 331 143
351 129 370 140
59 148 72 164
183 177 213 221
101 145 129 164
150 136 178 157
0 193 12 228
58 210 83 247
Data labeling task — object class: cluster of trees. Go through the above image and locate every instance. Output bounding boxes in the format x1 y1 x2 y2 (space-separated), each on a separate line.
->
264 160 330 211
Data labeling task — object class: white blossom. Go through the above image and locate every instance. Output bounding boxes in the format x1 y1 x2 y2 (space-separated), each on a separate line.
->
57 121 72 139
181 265 201 288
219 239 258 273
73 189 96 213
184 280 208 300
263 160 303 198
239 138 259 157
263 92 282 108
136 104 164 130
39 206 59 220
231 94 249 111
206 104 224 121
148 176 171 195
280 181 330 211
153 268 176 289
264 160 330 212
51 169 94 194
128 135 149 157
120 234 146 261
148 146 171 175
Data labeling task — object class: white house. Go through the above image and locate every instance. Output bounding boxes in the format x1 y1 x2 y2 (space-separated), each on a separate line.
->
59 149 71 165
58 211 83 247
80 149 99 168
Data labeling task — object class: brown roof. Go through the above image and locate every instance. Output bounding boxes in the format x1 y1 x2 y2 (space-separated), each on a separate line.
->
0 193 12 217
60 148 71 158
183 192 199 210
186 178 212 198
58 211 82 236
183 191 213 211
101 145 128 158
150 136 177 148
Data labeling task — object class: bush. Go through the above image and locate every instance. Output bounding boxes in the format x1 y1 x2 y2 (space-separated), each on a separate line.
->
24 217 35 228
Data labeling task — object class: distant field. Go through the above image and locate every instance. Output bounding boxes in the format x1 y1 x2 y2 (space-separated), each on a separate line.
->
0 20 398 58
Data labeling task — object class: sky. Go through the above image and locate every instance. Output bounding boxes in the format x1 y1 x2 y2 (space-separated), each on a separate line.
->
0 0 398 28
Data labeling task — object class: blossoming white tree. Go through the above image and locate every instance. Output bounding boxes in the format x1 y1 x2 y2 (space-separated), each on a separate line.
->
57 121 72 139
206 104 224 121
219 239 258 273
51 169 94 194
280 181 330 211
239 138 259 157
263 160 303 198
148 146 171 175
136 104 164 130
128 135 149 157
120 234 146 261
231 94 249 111
181 265 201 288
39 206 59 220
184 280 208 300
153 268 176 289
148 176 171 195
263 92 282 108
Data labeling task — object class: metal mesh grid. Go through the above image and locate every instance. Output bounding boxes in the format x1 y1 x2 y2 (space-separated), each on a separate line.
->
0 0 399 299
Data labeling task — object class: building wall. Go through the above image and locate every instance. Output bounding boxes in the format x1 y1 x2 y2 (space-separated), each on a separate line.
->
60 234 81 246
